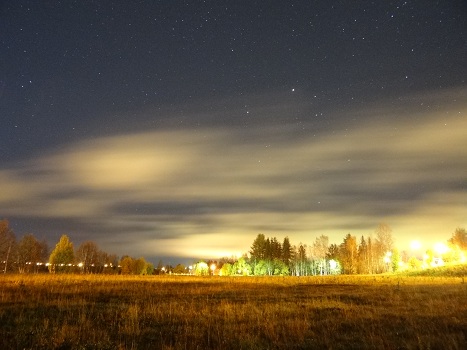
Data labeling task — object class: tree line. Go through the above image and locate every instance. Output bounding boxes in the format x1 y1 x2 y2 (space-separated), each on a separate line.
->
0 220 153 275
194 225 466 276
1 218 466 276
244 223 397 276
209 223 396 276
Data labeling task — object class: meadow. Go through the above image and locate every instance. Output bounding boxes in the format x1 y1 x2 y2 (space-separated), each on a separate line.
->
0 272 466 349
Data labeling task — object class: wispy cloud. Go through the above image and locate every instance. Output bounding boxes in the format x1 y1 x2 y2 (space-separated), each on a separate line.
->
2 89 466 260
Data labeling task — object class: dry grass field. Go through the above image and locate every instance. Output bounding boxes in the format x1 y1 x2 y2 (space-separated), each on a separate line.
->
0 273 466 349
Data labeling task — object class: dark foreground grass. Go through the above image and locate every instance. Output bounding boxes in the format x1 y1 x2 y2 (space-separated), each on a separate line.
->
0 274 466 349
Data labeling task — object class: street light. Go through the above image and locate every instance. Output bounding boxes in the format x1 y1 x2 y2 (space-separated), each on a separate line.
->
384 251 392 272
434 242 448 255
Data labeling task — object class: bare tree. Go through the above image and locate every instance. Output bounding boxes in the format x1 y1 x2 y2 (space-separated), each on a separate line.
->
0 220 16 274
76 241 100 274
16 234 47 273
374 223 394 273
311 235 329 275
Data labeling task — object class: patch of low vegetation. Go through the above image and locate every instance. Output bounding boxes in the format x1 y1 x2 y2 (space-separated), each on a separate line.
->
0 274 466 349
399 263 467 278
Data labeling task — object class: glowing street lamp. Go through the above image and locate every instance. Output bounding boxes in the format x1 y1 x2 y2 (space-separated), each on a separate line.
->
434 242 448 256
384 251 392 272
410 240 421 251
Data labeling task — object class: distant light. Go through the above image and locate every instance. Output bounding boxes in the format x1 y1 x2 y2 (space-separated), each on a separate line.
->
410 240 421 250
434 242 449 255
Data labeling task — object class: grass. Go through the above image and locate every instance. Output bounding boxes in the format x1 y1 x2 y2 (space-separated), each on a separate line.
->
0 272 466 349
398 263 467 278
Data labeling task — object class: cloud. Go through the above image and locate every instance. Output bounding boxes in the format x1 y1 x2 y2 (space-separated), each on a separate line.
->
1 89 466 260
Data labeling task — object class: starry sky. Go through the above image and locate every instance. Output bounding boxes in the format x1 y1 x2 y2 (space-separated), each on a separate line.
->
1 1 466 264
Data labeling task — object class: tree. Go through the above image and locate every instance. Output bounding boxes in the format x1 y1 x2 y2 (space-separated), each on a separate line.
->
339 234 358 274
357 236 370 274
155 259 165 274
269 237 282 260
448 227 467 251
173 264 186 274
232 256 251 276
250 234 267 265
326 243 339 261
120 256 153 275
120 256 134 275
311 235 329 275
76 241 100 274
219 263 232 276
99 252 119 274
254 260 268 276
194 261 209 276
408 256 422 269
375 223 394 252
391 248 401 272
137 258 154 275
374 223 394 273
16 234 48 273
281 236 292 267
292 243 307 276
272 258 289 275
424 249 434 268
0 219 16 273
49 235 75 273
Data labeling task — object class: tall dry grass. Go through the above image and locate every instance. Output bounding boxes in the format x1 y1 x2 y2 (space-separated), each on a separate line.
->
0 273 466 349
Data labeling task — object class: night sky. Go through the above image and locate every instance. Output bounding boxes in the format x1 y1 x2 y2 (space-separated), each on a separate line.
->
1 1 466 264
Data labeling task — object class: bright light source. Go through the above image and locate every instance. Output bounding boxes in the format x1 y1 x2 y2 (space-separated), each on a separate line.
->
434 242 449 255
410 240 421 250
329 259 337 269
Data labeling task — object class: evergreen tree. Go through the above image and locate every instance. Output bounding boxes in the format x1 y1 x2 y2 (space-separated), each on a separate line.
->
357 236 369 274
282 236 292 267
249 234 267 271
270 237 282 260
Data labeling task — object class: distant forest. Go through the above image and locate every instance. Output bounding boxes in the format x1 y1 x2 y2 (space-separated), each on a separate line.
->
1 219 466 276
